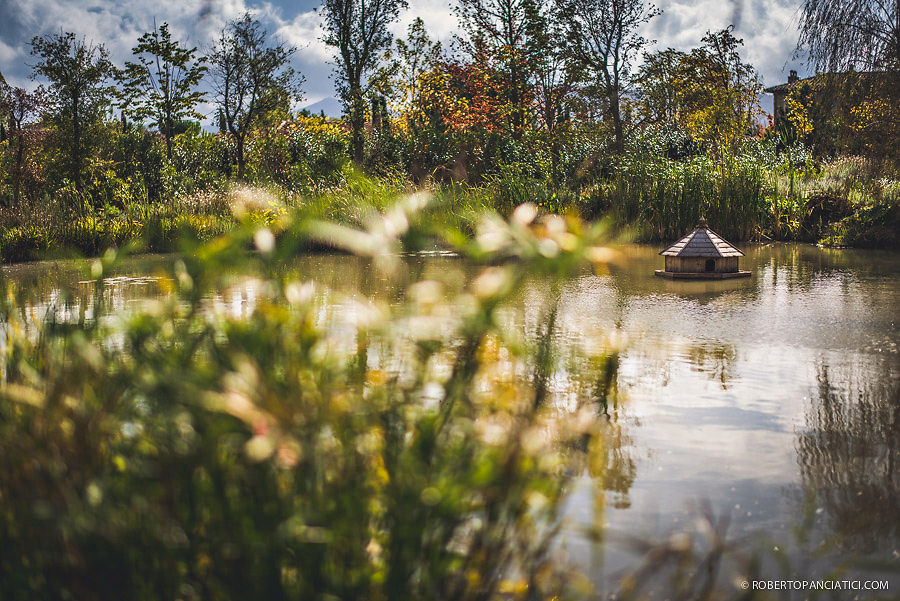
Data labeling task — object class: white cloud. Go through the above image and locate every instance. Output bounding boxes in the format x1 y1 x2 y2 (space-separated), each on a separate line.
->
270 8 332 63
0 39 26 86
395 0 458 42
643 0 809 87
0 0 812 116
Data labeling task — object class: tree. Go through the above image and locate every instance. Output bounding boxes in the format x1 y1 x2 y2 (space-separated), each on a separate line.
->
798 0 900 74
0 70 8 142
118 22 207 159
635 48 687 124
525 0 581 181
0 83 46 206
209 13 302 179
565 0 659 153
455 0 538 135
635 29 762 155
681 28 762 154
797 0 900 161
30 32 114 193
527 0 581 130
321 0 408 164
393 18 442 118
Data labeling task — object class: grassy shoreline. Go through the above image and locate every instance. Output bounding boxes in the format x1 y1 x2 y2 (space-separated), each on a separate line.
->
2 156 898 265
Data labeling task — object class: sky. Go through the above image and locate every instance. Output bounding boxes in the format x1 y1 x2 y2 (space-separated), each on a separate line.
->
0 0 810 119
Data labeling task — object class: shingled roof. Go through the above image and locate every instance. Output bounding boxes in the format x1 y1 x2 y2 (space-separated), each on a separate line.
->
659 219 744 257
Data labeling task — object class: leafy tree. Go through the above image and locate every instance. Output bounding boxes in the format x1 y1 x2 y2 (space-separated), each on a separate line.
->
635 48 687 124
565 0 658 153
321 0 407 165
455 0 538 135
798 0 900 74
407 56 517 178
797 0 900 161
30 32 114 193
118 22 207 160
681 28 762 154
636 28 761 155
781 73 891 157
209 13 302 179
530 4 579 131
393 18 442 119
0 83 46 206
525 0 581 179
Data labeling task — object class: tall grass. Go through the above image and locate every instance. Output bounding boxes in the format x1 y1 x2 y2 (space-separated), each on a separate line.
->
2 148 897 264
0 173 501 263
597 132 771 242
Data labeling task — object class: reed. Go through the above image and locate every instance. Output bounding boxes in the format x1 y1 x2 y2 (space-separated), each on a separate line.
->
603 152 768 241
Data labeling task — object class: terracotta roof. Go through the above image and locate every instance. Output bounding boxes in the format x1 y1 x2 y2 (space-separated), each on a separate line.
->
659 219 744 257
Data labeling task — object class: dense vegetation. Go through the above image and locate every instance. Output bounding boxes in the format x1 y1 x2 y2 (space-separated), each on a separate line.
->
1 5 898 263
0 203 620 600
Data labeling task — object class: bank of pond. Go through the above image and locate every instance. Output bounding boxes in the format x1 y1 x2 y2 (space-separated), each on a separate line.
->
2 150 899 266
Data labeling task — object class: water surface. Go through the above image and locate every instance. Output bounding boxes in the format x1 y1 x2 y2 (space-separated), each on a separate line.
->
3 243 899 594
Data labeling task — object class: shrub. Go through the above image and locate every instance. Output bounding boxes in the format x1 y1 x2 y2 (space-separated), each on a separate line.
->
249 116 351 193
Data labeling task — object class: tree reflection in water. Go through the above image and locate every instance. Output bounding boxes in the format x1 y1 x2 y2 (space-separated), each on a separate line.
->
687 342 738 389
796 359 900 553
598 416 637 510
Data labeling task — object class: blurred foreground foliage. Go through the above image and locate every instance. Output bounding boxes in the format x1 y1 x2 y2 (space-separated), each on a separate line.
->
0 198 620 601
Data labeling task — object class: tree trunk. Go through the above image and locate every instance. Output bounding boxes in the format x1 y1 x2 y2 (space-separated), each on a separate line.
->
545 99 560 187
608 87 624 154
165 116 173 160
349 88 365 166
236 135 246 180
510 63 522 139
14 131 24 206
72 96 82 193
371 96 382 132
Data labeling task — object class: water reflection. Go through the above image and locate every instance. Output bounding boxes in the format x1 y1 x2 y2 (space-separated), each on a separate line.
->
797 358 900 553
687 343 738 389
596 415 637 510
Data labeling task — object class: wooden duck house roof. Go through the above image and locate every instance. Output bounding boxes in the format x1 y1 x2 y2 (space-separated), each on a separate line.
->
659 219 744 258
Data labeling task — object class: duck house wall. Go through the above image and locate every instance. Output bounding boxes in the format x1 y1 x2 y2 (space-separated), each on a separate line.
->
665 256 739 273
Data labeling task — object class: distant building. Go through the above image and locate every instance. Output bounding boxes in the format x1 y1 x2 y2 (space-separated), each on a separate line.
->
764 69 802 124
763 69 891 156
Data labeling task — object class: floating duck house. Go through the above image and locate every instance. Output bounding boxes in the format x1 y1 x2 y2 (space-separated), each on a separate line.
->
655 218 751 280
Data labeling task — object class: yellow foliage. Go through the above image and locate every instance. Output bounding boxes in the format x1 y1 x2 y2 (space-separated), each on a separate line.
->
785 92 814 137
851 96 900 133
282 113 350 142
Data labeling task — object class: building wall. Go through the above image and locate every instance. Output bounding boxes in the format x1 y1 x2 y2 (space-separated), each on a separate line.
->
720 257 739 272
771 71 798 126
773 92 786 122
665 256 739 273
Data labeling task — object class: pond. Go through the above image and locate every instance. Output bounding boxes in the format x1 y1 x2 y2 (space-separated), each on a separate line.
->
3 242 899 594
